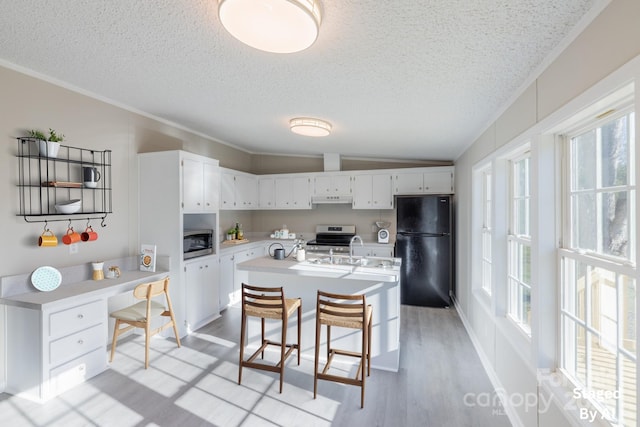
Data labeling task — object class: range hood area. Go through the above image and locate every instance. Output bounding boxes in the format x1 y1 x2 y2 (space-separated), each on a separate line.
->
311 194 353 204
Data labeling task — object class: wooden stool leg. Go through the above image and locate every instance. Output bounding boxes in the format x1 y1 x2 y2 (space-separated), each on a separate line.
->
326 325 331 361
314 311 321 399
297 303 302 365
261 317 266 359
144 322 151 369
367 314 372 377
279 313 288 393
238 310 246 385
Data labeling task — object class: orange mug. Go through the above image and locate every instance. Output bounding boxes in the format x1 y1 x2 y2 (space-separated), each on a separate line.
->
62 227 81 245
81 226 98 242
39 230 58 247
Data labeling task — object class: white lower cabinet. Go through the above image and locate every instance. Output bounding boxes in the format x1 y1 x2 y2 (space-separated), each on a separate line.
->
219 244 265 310
353 244 395 258
185 255 220 332
219 252 235 308
5 298 108 402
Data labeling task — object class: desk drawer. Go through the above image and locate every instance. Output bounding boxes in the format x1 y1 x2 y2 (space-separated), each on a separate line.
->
50 323 104 367
49 300 105 338
49 347 106 398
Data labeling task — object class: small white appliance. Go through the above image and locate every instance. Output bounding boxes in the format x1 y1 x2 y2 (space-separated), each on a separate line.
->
376 221 391 243
377 228 390 243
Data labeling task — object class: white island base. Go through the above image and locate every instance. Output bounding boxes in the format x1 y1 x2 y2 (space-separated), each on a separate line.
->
236 256 401 372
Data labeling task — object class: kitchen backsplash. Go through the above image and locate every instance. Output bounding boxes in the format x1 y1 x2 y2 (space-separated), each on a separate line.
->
219 204 395 243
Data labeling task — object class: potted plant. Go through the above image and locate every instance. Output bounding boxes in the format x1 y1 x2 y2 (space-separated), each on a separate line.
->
27 128 64 158
227 227 237 240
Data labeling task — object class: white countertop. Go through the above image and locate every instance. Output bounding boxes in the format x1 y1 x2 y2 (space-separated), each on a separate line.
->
236 255 401 283
0 269 169 310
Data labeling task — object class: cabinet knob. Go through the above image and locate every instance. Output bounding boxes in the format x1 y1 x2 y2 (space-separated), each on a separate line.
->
77 314 84 319
197 202 201 206
78 340 84 345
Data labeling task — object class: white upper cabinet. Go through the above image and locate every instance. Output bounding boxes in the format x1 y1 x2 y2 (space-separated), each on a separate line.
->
258 177 276 209
220 168 258 210
352 174 393 209
393 166 454 195
258 175 311 210
182 155 220 213
313 174 352 195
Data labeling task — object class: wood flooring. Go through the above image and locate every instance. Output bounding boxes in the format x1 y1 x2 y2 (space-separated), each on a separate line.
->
0 305 512 426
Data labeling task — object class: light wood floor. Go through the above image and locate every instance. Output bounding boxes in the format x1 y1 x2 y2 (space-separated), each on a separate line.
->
0 305 512 426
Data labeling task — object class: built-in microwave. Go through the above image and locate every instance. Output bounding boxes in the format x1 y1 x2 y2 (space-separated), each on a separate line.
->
183 229 214 260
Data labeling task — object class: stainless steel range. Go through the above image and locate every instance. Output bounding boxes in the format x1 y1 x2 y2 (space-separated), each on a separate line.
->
306 225 356 253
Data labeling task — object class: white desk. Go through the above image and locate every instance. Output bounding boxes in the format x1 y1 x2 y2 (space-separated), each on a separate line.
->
0 258 169 402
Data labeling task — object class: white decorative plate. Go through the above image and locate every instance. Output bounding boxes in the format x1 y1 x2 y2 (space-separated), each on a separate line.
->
31 266 62 292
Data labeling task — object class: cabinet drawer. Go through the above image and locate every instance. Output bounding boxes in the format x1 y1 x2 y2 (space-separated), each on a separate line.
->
49 347 106 397
50 323 105 367
49 300 105 338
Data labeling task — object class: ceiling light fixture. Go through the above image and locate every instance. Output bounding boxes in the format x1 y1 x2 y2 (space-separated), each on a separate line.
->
289 117 332 137
218 0 322 54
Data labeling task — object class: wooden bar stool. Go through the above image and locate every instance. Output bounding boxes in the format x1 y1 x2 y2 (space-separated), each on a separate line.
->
238 283 302 393
314 291 372 408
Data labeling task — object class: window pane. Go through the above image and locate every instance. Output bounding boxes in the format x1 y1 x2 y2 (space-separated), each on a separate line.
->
621 277 636 354
572 193 597 252
572 130 596 190
601 115 628 188
601 191 628 258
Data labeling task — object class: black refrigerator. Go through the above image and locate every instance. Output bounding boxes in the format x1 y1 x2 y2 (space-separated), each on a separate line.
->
395 195 453 307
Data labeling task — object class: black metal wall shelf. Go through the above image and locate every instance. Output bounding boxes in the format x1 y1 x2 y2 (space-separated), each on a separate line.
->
16 138 113 225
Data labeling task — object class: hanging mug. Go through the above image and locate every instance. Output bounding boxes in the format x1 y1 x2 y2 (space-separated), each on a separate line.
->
81 226 98 242
62 227 81 245
38 230 58 247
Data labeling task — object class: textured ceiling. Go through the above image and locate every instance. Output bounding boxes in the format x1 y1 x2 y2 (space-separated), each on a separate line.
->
0 0 602 161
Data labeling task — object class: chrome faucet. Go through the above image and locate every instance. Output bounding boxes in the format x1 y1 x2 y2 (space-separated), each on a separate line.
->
349 235 363 263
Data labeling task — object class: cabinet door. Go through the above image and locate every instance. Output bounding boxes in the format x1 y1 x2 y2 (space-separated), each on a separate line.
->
183 158 204 212
185 257 219 330
258 177 275 209
394 172 424 194
291 176 311 209
275 177 292 208
313 175 332 194
221 172 235 209
219 253 235 308
352 175 373 209
333 175 352 194
236 174 258 209
423 170 453 194
203 162 220 211
371 174 393 208
352 246 369 257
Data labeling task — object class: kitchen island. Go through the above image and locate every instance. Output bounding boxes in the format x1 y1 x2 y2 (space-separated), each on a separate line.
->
236 255 401 372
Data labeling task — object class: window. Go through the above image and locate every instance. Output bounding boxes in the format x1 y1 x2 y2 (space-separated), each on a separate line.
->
560 110 636 426
508 153 531 333
481 168 492 295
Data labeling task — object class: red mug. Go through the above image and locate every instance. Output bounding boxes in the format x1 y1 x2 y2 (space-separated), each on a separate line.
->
62 227 81 245
81 226 98 242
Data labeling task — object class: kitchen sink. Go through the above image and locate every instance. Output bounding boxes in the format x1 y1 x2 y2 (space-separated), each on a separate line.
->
306 255 395 269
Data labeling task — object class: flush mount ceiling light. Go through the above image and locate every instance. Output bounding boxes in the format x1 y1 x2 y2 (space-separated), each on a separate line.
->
218 0 322 54
289 117 332 137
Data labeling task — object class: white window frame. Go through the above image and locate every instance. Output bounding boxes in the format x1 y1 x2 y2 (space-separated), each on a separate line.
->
481 166 493 295
508 150 532 335
559 108 636 426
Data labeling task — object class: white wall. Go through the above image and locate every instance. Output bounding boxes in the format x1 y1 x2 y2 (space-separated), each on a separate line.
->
454 1 640 426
